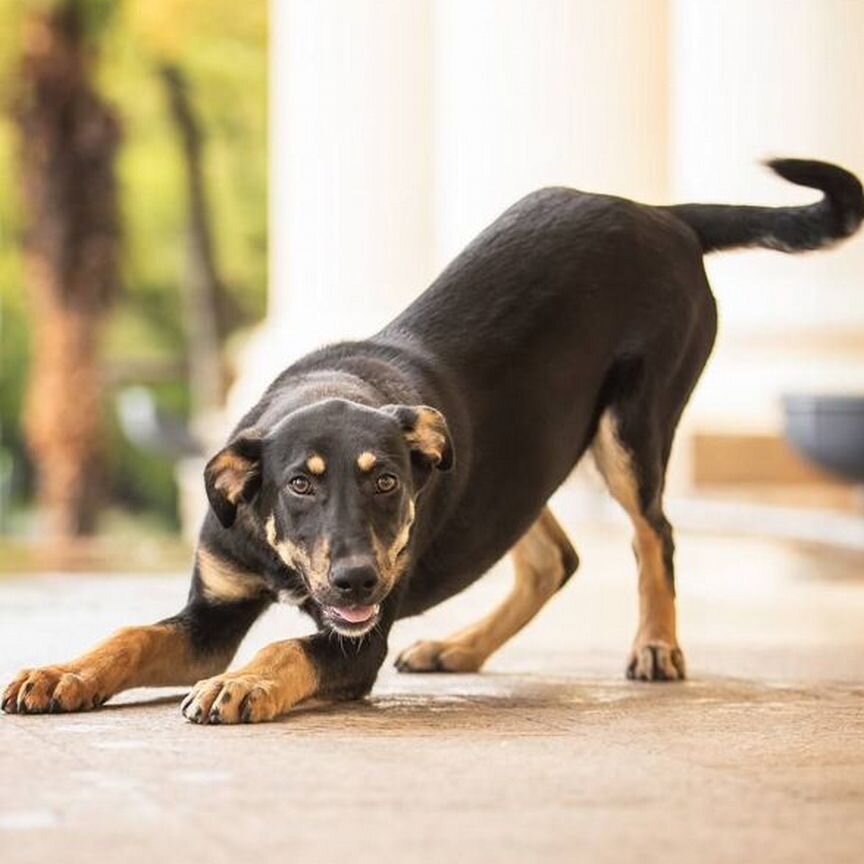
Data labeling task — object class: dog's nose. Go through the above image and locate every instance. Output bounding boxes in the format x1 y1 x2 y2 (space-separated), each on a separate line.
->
330 563 379 602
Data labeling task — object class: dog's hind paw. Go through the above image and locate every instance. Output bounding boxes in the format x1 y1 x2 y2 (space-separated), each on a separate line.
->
2 667 109 715
626 640 686 682
394 640 484 673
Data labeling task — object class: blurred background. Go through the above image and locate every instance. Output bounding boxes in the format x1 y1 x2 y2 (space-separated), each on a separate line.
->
1 0 863 571
0 0 267 567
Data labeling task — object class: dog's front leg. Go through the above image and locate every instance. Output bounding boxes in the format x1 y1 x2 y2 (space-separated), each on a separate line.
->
2 597 268 715
181 627 390 725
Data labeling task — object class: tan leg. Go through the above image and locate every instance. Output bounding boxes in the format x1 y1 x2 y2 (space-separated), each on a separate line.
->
181 639 318 724
592 411 685 681
395 507 578 673
2 621 237 714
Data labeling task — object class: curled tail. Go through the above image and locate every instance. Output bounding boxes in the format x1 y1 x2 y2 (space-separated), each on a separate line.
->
666 159 864 254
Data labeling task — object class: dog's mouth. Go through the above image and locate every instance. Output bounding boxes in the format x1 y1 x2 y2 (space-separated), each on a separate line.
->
321 603 380 636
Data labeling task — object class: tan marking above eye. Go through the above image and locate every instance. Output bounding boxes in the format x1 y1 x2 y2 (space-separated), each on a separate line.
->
357 451 377 472
306 454 326 475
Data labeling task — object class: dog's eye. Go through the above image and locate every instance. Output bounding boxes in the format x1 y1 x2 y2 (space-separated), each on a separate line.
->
288 476 313 496
375 474 398 494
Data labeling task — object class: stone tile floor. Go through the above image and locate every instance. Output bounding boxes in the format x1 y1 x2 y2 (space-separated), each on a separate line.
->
2 495 863 863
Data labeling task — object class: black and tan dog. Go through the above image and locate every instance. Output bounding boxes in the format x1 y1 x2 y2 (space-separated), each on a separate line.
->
4 159 862 724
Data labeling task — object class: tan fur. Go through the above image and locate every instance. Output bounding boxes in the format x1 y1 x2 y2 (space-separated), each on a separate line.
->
371 498 415 589
591 410 681 675
182 638 318 724
405 407 449 466
197 547 268 602
211 450 258 504
357 451 377 472
265 515 331 590
591 412 641 515
4 623 234 714
396 507 575 672
306 454 326 475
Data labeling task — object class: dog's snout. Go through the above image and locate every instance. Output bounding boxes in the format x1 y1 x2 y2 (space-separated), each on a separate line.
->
330 563 379 602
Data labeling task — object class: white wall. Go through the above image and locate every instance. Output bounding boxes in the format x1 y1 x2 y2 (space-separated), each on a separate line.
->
671 0 864 429
671 0 864 336
432 0 669 267
271 0 434 353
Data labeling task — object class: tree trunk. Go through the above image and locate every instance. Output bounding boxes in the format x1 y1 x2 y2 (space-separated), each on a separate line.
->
17 1 121 541
159 64 230 419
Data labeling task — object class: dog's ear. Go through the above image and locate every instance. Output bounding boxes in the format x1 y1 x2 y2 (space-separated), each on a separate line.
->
382 404 454 472
203 429 264 528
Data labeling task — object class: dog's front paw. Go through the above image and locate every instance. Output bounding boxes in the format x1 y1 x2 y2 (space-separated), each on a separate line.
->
2 667 109 715
395 640 484 673
627 640 686 682
181 674 281 725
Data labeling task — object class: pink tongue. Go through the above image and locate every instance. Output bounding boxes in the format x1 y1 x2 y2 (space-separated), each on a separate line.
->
332 605 377 623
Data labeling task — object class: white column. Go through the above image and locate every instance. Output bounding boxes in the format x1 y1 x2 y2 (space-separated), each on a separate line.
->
431 0 670 267
670 0 864 430
229 0 434 420
429 0 670 507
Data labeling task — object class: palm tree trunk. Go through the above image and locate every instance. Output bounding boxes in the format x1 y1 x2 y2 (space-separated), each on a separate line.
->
17 1 121 540
159 64 230 419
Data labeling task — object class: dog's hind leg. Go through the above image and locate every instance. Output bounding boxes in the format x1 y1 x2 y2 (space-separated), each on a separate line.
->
395 507 578 673
2 595 269 714
592 407 685 681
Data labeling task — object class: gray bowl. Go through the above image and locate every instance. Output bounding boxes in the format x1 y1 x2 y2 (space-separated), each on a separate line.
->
783 394 864 483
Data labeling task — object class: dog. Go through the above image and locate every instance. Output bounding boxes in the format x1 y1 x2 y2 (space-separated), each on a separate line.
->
4 159 862 724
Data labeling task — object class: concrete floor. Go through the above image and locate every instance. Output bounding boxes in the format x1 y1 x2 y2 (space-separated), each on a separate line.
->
2 494 864 863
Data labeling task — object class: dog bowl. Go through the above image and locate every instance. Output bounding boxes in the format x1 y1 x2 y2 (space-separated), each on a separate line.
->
783 394 864 483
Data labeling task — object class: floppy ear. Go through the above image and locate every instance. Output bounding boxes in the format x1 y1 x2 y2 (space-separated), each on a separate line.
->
203 429 264 528
382 404 454 471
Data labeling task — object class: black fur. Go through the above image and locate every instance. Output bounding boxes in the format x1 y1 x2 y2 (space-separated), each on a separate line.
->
184 158 862 697
666 158 864 253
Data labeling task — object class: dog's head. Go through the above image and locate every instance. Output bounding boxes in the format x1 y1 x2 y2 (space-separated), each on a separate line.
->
203 398 453 636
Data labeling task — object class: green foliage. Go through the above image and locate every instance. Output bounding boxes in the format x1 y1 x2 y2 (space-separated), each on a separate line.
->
0 85 30 508
0 0 268 531
107 0 269 331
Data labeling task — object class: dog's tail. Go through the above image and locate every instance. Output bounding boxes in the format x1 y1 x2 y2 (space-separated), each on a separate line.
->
665 159 864 254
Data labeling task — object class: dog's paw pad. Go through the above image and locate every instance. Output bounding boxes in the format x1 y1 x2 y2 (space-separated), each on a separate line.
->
395 640 484 673
627 641 686 682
